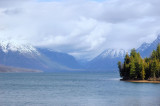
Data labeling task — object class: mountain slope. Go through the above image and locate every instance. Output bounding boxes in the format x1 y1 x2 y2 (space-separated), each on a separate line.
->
0 41 82 72
37 48 82 69
87 49 127 71
137 35 160 58
87 34 160 71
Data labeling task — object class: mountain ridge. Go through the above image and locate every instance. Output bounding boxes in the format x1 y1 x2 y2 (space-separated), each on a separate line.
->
1 34 160 72
0 41 82 72
86 49 127 71
137 35 160 58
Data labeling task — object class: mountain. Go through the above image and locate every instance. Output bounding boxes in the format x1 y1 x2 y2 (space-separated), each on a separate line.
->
87 49 127 71
4 34 160 72
137 35 160 58
86 34 160 71
0 41 82 72
37 48 82 69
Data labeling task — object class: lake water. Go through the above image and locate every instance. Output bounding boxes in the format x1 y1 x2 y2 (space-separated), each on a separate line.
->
0 72 160 106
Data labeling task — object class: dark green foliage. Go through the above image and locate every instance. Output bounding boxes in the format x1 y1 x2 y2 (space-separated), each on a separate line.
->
151 50 157 59
141 62 145 80
130 49 136 58
118 44 160 80
118 61 123 77
129 59 136 79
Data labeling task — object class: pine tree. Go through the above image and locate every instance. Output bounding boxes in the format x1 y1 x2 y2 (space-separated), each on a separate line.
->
144 60 150 79
130 59 136 79
118 61 123 77
130 48 136 58
151 50 157 59
156 44 160 60
150 59 157 79
124 53 130 64
141 61 145 80
118 44 160 81
124 53 130 79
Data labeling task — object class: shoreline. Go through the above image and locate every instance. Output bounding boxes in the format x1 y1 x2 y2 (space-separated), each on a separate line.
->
120 79 160 83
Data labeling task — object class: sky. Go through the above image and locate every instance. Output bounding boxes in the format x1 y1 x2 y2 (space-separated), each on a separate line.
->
0 0 160 60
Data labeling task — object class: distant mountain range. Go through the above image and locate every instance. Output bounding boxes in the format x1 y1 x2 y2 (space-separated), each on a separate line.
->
0 41 82 72
86 49 127 71
0 35 160 72
87 35 160 71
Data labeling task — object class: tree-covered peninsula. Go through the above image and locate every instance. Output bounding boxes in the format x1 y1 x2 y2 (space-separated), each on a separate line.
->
118 44 160 81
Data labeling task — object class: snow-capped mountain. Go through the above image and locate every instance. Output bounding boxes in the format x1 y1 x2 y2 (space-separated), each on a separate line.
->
137 35 160 58
0 41 39 55
137 42 150 52
99 49 126 58
87 49 127 71
0 41 82 72
87 34 160 71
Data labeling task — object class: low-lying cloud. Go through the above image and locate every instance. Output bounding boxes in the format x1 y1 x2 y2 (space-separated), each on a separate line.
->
0 0 160 60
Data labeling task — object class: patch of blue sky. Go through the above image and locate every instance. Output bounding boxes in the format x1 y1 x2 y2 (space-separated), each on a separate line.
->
37 0 105 2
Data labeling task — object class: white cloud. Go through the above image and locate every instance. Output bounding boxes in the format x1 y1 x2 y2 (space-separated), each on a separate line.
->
0 0 160 60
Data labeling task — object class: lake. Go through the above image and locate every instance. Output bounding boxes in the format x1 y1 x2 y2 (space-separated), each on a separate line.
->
0 72 160 106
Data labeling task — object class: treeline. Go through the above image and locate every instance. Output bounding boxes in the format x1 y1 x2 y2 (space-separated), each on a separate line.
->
118 44 160 81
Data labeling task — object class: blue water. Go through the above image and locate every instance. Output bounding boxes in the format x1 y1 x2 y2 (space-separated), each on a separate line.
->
0 72 160 106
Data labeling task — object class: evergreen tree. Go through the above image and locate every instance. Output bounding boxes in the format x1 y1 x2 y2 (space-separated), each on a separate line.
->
118 61 123 77
141 61 145 80
156 44 160 60
130 49 136 58
124 53 130 64
124 53 130 78
150 59 157 79
117 44 160 81
151 50 157 59
156 61 160 78
144 61 150 79
129 59 136 79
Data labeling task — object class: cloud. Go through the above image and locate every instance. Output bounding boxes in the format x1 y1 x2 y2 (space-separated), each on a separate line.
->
0 0 160 60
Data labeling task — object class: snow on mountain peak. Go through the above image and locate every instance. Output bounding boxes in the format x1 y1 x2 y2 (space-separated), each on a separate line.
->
100 49 127 58
0 41 40 55
137 42 150 52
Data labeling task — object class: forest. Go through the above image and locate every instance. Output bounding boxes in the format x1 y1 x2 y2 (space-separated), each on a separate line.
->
118 44 160 81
